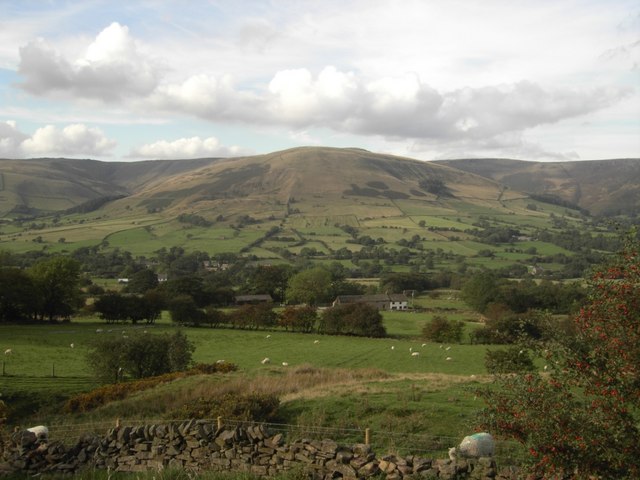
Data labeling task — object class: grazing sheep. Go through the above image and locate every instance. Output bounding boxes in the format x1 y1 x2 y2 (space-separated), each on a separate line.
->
313 340 320 344
445 346 451 351
446 357 452 361
95 329 103 333
266 335 271 339
449 432 495 459
391 345 395 350
421 343 427 347
411 351 420 357
4 349 11 355
26 425 49 442
261 357 270 364
70 343 74 348
282 362 289 366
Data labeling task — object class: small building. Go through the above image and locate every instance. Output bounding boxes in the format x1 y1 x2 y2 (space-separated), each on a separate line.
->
235 294 273 305
332 293 409 311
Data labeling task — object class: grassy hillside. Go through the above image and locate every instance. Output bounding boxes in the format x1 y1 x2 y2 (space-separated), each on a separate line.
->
1 147 611 270
436 157 640 215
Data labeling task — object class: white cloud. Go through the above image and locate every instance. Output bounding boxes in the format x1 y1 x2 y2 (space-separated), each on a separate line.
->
18 22 160 100
129 136 252 159
0 121 116 158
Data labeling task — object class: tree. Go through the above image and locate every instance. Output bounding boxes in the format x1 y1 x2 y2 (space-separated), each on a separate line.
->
477 235 640 478
279 305 317 333
286 267 333 306
319 303 386 337
88 331 194 382
422 316 464 343
0 268 35 322
28 256 82 321
168 295 205 326
125 268 159 294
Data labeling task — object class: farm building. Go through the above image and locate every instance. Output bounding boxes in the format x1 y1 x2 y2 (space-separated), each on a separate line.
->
332 293 409 311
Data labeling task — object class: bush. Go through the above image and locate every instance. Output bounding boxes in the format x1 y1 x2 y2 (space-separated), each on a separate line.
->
65 361 238 413
477 235 640 478
422 316 464 343
485 348 535 374
169 393 280 422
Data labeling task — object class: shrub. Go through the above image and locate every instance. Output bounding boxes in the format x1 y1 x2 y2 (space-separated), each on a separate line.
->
169 393 280 422
422 316 464 343
485 348 535 374
65 362 238 413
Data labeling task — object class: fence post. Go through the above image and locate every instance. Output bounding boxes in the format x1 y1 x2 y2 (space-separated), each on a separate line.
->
217 416 223 430
115 418 121 429
365 428 371 446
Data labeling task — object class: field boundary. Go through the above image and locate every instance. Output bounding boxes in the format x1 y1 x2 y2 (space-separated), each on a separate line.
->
43 417 527 465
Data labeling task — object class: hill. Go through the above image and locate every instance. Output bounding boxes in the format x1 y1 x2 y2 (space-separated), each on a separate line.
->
434 158 640 215
0 157 216 216
0 147 632 270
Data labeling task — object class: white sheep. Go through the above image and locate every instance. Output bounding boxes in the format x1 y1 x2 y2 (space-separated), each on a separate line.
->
449 432 495 460
261 357 270 364
281 362 289 366
421 343 427 347
70 343 74 348
391 345 395 350
313 340 320 344
26 425 49 442
446 356 452 361
411 351 420 357
4 348 12 355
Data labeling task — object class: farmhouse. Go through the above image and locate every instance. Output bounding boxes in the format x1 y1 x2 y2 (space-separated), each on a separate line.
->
333 293 409 311
235 294 273 305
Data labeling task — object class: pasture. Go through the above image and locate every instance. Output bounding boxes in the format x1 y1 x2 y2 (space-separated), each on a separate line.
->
0 298 533 464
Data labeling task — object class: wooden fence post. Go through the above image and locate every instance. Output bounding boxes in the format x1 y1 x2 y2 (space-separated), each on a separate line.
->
217 416 223 430
365 428 371 446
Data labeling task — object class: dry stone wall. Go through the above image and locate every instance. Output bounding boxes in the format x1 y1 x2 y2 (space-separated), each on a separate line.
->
1 420 522 479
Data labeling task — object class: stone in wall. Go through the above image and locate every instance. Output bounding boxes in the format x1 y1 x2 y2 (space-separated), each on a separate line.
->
0 421 523 479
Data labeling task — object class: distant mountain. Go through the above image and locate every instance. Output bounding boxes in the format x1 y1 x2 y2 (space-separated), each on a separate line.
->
0 157 216 216
434 158 640 216
0 149 637 219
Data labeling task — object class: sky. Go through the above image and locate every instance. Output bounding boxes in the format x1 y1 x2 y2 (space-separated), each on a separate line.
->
0 0 638 162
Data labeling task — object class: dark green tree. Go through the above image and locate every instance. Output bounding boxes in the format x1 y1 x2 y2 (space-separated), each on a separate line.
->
286 267 333 305
0 268 35 322
28 256 82 321
319 303 386 337
125 269 159 294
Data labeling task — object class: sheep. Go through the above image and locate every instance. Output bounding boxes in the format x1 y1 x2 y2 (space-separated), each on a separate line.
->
26 425 49 442
261 357 270 364
313 340 320 344
4 348 11 355
266 334 271 339
70 343 74 348
421 343 427 347
282 362 289 366
411 351 420 357
391 345 395 350
449 432 495 460
446 356 453 361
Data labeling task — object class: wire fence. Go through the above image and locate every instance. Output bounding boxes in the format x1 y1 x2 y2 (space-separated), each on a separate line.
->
45 417 528 466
